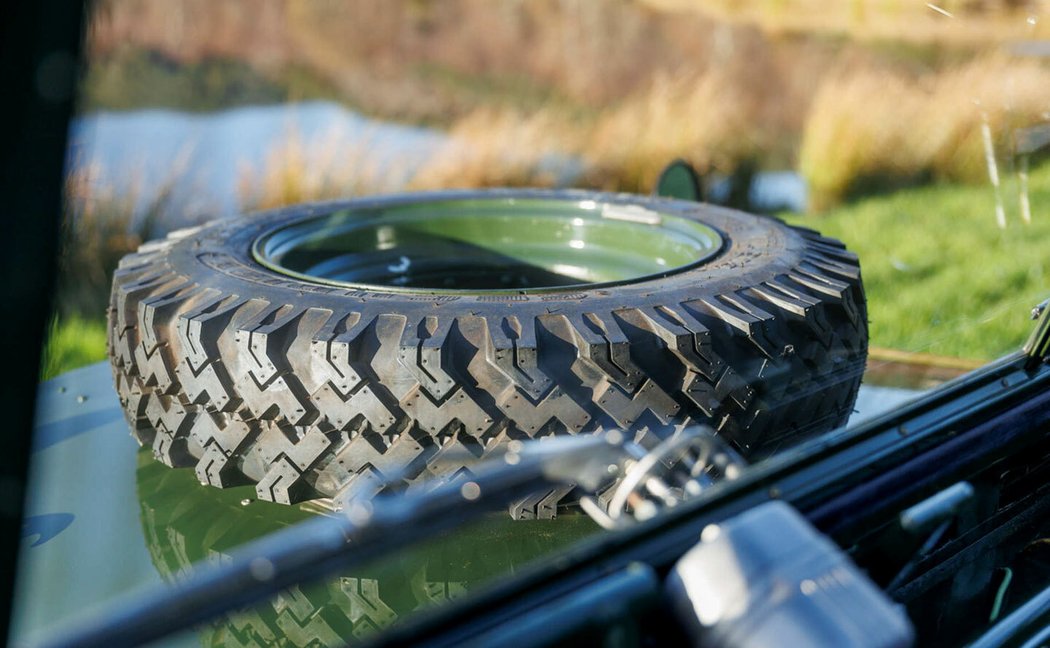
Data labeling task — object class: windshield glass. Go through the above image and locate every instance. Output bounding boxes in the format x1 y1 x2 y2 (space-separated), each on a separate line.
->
16 1 1050 645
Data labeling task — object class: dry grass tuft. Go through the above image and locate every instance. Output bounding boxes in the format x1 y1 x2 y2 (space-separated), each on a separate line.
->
409 108 579 190
408 62 790 194
582 68 770 192
237 125 396 210
58 161 171 315
647 0 1050 46
800 55 1050 211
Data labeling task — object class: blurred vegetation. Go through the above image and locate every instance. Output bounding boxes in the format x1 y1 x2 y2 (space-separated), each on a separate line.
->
800 55 1050 210
82 50 345 113
56 161 173 315
80 0 1050 202
43 0 1050 377
652 0 1044 44
43 162 178 378
41 315 109 380
783 158 1050 361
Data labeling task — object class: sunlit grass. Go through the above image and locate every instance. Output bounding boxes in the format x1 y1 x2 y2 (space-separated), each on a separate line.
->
41 315 108 380
783 160 1050 361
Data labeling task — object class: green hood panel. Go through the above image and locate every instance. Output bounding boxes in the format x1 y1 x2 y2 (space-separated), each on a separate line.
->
14 362 918 645
13 363 165 644
12 363 600 646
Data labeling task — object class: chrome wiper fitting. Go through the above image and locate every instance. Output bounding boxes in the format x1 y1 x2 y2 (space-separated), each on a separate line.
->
581 427 746 530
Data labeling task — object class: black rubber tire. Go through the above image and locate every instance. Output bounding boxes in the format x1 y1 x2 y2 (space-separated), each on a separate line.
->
108 189 868 517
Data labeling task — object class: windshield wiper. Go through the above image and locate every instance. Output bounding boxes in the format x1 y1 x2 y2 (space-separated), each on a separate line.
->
39 435 627 648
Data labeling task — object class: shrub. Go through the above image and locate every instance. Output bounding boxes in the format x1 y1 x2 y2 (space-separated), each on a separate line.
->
800 55 1050 211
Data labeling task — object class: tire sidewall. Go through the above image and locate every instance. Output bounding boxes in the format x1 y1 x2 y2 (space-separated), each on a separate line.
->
167 188 807 319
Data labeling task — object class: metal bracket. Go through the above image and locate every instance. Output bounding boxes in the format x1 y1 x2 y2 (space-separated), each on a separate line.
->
1024 295 1050 369
579 427 746 530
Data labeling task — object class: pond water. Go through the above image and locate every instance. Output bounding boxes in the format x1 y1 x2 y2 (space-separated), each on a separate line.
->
707 170 807 213
67 101 445 219
67 100 807 224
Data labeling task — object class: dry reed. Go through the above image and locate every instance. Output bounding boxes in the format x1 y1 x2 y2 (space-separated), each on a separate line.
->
582 68 770 192
236 124 397 210
649 0 1050 45
409 64 782 194
58 161 169 315
408 108 579 190
800 54 1050 211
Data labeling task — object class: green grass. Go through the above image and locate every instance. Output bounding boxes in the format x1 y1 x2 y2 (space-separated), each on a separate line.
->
782 160 1050 361
41 315 108 380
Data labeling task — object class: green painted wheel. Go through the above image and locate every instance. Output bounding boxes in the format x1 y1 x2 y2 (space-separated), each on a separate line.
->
252 197 724 293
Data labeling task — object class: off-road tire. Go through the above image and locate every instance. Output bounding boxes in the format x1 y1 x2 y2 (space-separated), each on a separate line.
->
108 189 868 518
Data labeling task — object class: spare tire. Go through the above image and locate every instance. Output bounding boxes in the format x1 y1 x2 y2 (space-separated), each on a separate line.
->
108 189 867 517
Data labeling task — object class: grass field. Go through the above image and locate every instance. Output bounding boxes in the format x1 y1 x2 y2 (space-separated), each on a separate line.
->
41 315 108 380
783 159 1050 361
